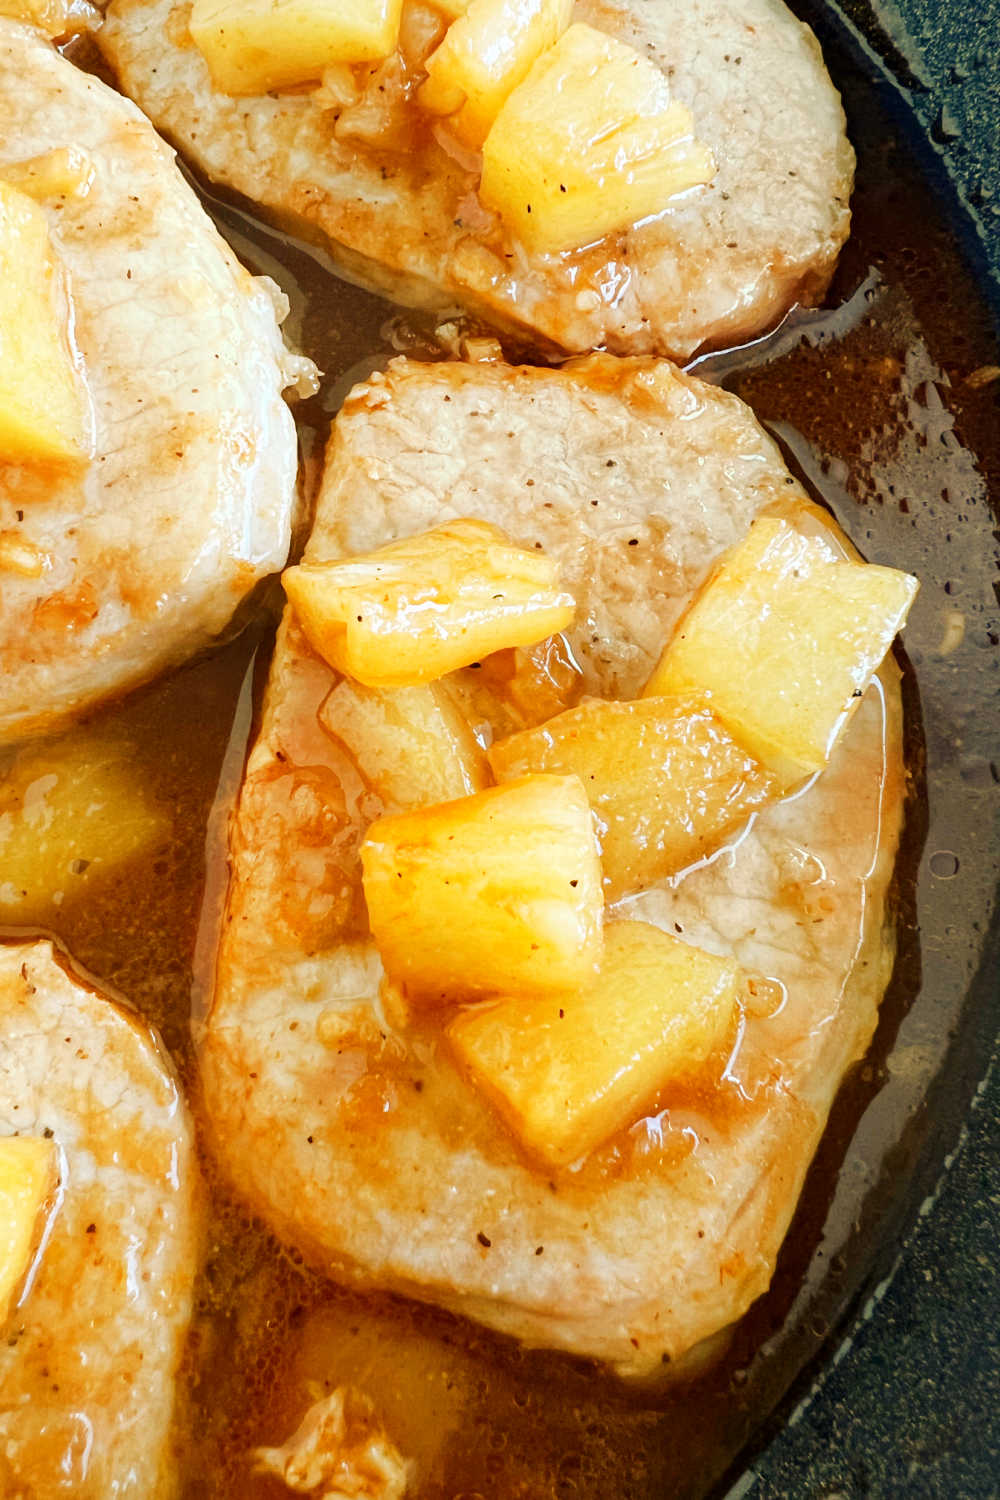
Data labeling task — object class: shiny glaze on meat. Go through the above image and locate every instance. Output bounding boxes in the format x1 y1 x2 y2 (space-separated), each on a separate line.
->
99 0 853 362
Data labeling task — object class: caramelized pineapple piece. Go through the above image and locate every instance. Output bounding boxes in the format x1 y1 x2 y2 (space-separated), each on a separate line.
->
445 661 522 745
420 0 572 149
490 695 778 899
189 0 403 95
283 519 575 689
448 920 739 1166
0 1137 57 1321
0 182 87 467
0 733 170 920
479 633 582 726
480 23 715 254
361 773 602 1002
449 633 582 744
319 678 489 811
644 515 919 784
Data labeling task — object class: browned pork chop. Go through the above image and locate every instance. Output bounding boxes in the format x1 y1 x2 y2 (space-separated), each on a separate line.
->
0 21 309 743
0 940 200 1497
200 355 904 1380
100 0 854 362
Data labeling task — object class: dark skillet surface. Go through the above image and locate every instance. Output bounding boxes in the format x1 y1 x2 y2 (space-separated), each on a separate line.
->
720 0 1000 1493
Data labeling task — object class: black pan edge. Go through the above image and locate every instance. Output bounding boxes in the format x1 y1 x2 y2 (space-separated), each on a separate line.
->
720 1 1000 1494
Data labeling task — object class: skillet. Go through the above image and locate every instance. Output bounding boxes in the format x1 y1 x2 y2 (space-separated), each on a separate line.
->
715 0 1000 1491
27 0 1000 1488
181 0 1000 1471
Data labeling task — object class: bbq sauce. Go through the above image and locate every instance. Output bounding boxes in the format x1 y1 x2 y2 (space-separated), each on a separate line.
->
5 14 1000 1499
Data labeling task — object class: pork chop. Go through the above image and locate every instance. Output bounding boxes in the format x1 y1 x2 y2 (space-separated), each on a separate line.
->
99 0 854 362
0 939 200 1497
0 20 310 743
200 354 905 1380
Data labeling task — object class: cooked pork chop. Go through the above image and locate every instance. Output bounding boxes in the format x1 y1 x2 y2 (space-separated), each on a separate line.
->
0 940 199 1497
0 20 307 743
201 355 905 1379
100 0 853 362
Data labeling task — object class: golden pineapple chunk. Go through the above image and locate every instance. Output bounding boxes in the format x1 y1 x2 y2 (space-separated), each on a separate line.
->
319 677 489 811
189 0 403 95
420 0 573 149
0 1136 57 1322
449 633 582 743
644 515 920 784
480 23 715 254
0 733 170 921
0 0 76 36
490 695 778 899
1 148 96 203
283 519 575 689
0 182 87 468
478 633 582 726
448 920 739 1166
361 773 603 1002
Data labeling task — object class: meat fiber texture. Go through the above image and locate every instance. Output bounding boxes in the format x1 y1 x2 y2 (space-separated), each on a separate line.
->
99 0 854 362
0 940 200 1497
0 20 307 743
201 355 905 1380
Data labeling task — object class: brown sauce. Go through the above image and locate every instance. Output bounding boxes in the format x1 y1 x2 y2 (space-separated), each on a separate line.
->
5 13 1000 1498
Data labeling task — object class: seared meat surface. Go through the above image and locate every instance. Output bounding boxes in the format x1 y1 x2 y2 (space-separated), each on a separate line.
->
0 940 200 1497
0 21 306 742
100 0 854 361
201 356 903 1379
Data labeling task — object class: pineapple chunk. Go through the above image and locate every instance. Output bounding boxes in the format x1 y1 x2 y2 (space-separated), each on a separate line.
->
643 515 919 784
319 678 489 811
448 921 739 1166
0 0 75 36
188 0 404 95
361 773 602 1002
490 695 778 899
283 519 575 689
449 633 582 743
0 1137 57 1322
479 633 582 726
0 733 170 920
0 182 87 468
480 23 715 254
420 0 573 149
1 148 96 203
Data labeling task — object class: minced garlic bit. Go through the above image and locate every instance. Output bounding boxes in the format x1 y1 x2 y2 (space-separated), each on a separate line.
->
254 1386 412 1500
